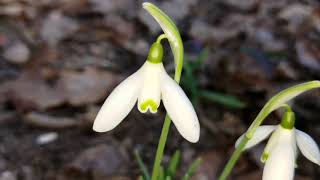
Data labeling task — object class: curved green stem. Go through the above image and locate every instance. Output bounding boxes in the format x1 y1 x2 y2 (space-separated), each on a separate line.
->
218 136 249 180
218 81 320 180
156 34 168 43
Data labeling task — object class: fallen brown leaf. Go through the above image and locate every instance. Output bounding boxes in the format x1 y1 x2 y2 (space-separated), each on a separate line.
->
6 71 65 111
24 112 79 129
57 67 120 106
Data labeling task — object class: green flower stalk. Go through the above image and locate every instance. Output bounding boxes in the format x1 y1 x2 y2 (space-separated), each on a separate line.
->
92 2 199 180
219 81 320 180
142 3 199 180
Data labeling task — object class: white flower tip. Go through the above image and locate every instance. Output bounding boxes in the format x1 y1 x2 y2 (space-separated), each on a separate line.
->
186 128 200 143
173 115 200 143
92 119 112 132
92 123 103 132
188 137 199 143
190 136 200 143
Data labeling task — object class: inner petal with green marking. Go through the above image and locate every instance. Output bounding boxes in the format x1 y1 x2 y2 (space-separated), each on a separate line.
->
139 99 159 113
261 152 269 163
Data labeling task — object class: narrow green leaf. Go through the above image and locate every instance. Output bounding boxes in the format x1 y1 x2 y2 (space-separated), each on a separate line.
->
182 63 199 100
199 90 246 109
182 48 209 105
183 158 202 180
158 165 165 180
134 149 151 180
167 150 181 177
194 47 209 69
143 2 184 82
138 176 145 180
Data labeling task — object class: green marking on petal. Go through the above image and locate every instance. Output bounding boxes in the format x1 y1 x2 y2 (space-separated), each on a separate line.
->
139 99 159 113
261 152 269 163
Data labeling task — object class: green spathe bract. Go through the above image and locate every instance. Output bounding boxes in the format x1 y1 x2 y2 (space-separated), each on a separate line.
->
143 2 184 82
143 2 185 180
219 80 320 180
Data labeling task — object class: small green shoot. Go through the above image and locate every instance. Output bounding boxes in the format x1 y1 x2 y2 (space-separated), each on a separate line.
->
166 150 181 177
183 158 202 180
199 90 246 109
158 166 165 180
135 150 201 180
135 149 151 180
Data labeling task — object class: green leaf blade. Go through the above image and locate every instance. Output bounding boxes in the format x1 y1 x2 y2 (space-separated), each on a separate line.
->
199 90 246 109
135 149 151 180
158 166 165 180
183 158 202 180
167 150 181 177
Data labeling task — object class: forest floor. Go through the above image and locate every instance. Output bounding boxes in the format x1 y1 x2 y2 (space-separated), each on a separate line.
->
0 0 320 179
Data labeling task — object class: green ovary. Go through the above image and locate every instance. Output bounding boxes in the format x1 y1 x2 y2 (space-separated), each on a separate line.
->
140 99 159 113
280 111 295 130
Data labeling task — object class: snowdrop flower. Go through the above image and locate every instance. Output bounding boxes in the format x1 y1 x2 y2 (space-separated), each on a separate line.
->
93 41 200 143
236 111 320 180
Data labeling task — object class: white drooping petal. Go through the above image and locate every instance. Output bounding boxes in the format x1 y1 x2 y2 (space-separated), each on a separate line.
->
137 61 162 113
235 125 277 150
296 130 320 165
93 70 142 132
263 128 296 180
263 125 282 156
263 144 296 180
161 71 200 143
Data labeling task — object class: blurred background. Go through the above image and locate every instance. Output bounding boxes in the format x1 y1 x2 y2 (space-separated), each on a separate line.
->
0 0 320 179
